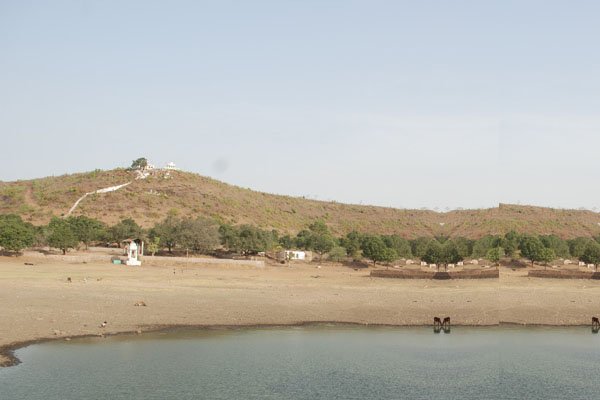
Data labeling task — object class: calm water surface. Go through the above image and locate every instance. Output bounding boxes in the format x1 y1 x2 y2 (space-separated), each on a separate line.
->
1 326 599 399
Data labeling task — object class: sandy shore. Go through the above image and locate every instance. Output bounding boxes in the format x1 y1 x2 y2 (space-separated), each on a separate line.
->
2 256 600 366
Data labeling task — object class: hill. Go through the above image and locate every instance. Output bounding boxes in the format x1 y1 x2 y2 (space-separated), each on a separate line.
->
1 168 599 239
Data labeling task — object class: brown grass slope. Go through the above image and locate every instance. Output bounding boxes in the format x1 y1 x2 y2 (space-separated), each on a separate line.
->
1 169 599 239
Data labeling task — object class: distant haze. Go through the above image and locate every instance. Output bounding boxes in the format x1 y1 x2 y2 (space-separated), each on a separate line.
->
1 1 599 210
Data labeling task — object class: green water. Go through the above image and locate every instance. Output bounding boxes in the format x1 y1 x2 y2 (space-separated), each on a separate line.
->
1 326 599 399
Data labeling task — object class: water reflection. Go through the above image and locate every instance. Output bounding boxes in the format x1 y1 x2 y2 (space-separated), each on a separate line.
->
1 326 599 400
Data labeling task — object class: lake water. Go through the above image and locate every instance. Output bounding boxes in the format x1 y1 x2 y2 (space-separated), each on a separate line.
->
1 326 599 399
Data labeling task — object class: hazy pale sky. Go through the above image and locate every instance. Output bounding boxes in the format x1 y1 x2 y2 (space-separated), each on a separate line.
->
1 1 599 209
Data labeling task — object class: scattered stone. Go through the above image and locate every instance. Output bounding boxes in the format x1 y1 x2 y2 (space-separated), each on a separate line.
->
65 338 71 341
24 262 34 266
67 277 72 283
100 321 107 328
136 329 142 335
134 301 147 307
311 275 320 278
53 329 61 336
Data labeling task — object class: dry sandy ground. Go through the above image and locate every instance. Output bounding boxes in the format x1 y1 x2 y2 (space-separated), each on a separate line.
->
1 257 600 366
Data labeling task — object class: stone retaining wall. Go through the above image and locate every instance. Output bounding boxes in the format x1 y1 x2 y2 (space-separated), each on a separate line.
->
448 269 499 279
528 270 600 280
370 269 499 280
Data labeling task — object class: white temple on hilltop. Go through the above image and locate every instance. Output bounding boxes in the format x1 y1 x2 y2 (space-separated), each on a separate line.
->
164 162 180 171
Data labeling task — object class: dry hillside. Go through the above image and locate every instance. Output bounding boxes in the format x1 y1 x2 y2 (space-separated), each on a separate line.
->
1 168 599 239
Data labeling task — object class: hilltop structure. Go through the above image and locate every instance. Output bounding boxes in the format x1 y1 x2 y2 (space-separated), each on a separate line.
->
165 162 179 171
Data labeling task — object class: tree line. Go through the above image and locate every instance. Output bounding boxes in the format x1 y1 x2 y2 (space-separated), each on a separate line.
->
1 213 600 266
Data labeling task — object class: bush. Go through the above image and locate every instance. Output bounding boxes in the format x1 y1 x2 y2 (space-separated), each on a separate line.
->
327 246 347 262
0 214 34 253
47 217 78 255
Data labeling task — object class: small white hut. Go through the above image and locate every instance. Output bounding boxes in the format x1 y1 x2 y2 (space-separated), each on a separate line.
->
276 250 313 262
286 250 307 260
123 239 143 266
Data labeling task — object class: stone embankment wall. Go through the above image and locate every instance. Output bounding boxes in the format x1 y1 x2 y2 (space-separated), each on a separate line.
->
528 270 600 280
370 269 499 280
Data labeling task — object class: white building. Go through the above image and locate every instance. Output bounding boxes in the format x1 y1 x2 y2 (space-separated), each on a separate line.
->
276 250 312 262
164 162 179 171
286 250 306 260
123 239 143 266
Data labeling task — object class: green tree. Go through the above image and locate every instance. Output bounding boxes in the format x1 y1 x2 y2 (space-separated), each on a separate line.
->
308 220 329 235
109 218 143 243
327 246 347 262
296 221 336 260
421 240 443 265
361 235 397 265
568 237 594 259
441 240 462 264
472 235 502 258
151 215 180 253
294 229 312 250
411 237 433 258
146 236 160 256
178 217 220 256
519 236 551 266
239 225 276 254
486 246 505 266
501 231 521 257
279 234 295 249
452 237 474 259
0 214 34 253
32 224 49 247
221 225 277 255
381 235 412 258
47 217 78 254
580 241 600 270
309 233 336 260
339 231 364 259
130 157 148 170
539 235 570 258
219 224 240 252
539 247 556 269
67 215 105 249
